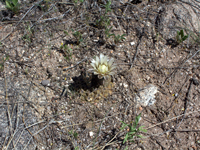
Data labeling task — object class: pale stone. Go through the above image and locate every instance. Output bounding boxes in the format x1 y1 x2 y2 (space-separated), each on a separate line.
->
135 84 158 107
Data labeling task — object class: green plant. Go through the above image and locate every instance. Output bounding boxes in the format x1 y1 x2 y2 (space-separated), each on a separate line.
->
95 0 112 28
176 29 188 44
105 26 114 39
74 0 84 3
105 28 126 44
22 25 34 43
69 130 78 139
95 1 126 44
22 34 31 42
24 67 29 75
0 55 9 72
60 44 73 60
120 113 147 144
64 30 68 35
113 34 126 44
74 147 79 150
72 30 83 45
38 0 51 12
5 0 20 14
68 130 79 150
187 28 200 45
96 15 110 29
101 0 112 14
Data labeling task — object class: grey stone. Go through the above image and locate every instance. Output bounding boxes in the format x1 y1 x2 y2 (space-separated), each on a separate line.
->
41 80 50 86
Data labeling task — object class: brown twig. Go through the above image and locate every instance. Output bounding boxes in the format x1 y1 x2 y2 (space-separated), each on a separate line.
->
130 28 144 69
0 0 44 43
146 110 200 130
3 66 13 150
163 49 200 84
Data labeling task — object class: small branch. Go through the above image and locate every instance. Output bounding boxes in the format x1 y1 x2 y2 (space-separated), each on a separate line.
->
146 110 200 130
3 66 13 150
163 49 200 84
176 78 197 129
130 28 144 69
62 57 88 71
174 129 200 132
0 0 44 43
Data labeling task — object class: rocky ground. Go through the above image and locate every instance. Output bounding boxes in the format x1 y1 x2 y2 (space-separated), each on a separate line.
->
0 0 200 149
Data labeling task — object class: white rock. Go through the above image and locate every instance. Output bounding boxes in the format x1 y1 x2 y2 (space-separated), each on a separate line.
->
123 83 128 88
135 84 158 107
130 42 135 45
89 131 94 137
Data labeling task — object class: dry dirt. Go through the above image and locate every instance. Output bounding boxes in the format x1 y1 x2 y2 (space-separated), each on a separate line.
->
0 0 200 150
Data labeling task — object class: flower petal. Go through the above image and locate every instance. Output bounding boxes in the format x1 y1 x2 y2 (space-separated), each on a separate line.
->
108 71 115 75
91 63 96 69
100 53 104 64
108 58 114 67
103 55 108 65
93 71 99 75
91 59 95 64
95 56 100 66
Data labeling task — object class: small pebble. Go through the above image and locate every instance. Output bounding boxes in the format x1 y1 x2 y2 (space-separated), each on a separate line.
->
192 78 199 85
89 131 94 137
130 42 135 45
123 83 128 88
41 80 50 86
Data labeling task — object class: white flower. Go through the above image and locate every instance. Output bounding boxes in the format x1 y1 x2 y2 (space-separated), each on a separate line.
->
90 53 116 79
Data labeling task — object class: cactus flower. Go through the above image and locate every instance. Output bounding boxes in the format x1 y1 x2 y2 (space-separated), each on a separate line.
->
90 53 116 79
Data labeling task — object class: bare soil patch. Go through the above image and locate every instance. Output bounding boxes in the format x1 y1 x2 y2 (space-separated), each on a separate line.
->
0 0 200 149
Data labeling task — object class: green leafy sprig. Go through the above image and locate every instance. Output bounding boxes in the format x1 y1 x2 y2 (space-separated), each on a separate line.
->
120 113 147 144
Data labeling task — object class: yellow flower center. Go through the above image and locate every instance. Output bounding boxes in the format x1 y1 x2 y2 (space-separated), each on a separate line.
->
99 64 108 74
